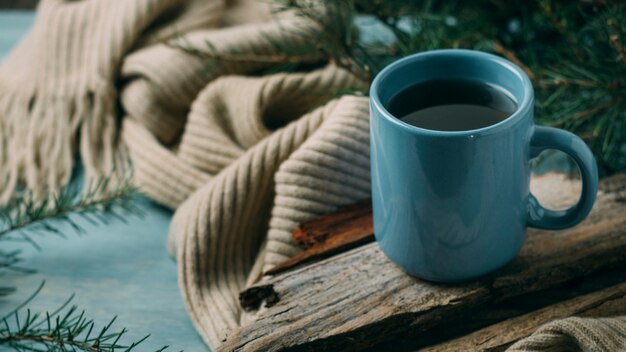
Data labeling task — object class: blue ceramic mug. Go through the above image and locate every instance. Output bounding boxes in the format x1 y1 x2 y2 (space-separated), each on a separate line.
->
369 49 598 282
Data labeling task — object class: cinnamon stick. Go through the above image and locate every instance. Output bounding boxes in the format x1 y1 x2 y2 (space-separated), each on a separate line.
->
265 199 373 275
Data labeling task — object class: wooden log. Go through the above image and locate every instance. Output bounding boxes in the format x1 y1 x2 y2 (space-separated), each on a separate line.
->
422 281 626 352
600 173 626 201
221 174 626 352
373 267 626 350
266 200 373 275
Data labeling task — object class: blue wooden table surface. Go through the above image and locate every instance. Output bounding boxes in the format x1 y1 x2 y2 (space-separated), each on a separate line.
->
0 11 208 351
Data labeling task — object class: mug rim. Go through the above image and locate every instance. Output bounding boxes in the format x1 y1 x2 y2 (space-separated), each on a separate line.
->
370 49 534 137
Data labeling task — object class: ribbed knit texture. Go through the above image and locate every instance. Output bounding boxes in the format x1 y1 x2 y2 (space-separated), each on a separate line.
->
0 0 222 202
125 61 368 347
2 1 625 351
0 0 313 202
509 317 626 352
166 95 370 347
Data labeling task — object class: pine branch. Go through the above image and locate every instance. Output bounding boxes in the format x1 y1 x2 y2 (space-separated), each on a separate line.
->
610 34 626 65
539 0 586 62
530 2 626 172
0 175 143 246
553 97 626 126
270 0 626 174
170 39 320 64
0 282 166 352
0 174 143 297
0 250 33 274
169 27 325 77
493 41 536 80
0 179 171 351
176 0 624 172
0 250 34 299
277 0 372 81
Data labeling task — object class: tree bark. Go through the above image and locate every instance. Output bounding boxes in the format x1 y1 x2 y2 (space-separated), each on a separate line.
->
222 174 626 352
422 281 626 352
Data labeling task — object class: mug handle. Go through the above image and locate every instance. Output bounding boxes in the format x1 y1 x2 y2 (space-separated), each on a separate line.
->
527 126 599 230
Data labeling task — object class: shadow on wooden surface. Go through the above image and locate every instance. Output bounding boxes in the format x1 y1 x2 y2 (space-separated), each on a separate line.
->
402 267 626 351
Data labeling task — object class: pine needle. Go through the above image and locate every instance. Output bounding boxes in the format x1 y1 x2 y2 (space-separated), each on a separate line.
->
0 282 167 351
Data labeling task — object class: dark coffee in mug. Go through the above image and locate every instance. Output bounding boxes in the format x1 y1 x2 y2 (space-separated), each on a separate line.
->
386 78 517 131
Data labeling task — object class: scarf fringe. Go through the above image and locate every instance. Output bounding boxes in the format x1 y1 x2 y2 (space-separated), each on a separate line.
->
0 87 125 203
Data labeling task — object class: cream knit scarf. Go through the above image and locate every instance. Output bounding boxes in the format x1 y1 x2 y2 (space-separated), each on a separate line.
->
0 1 623 351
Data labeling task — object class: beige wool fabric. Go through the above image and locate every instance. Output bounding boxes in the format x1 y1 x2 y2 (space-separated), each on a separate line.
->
2 0 626 351
0 0 224 202
509 317 626 352
124 62 370 347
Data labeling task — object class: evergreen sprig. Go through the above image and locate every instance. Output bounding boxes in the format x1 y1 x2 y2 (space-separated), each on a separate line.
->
528 3 626 173
0 250 33 298
0 282 166 352
260 0 626 174
0 176 143 250
0 177 169 351
0 174 142 293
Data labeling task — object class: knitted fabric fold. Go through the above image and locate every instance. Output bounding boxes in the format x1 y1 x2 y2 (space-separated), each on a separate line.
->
124 65 363 210
0 0 220 202
508 317 626 352
125 63 368 347
120 15 321 145
0 0 314 202
116 1 369 347
168 95 370 347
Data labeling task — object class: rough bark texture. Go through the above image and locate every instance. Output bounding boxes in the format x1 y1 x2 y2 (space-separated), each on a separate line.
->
422 282 626 352
221 174 626 352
